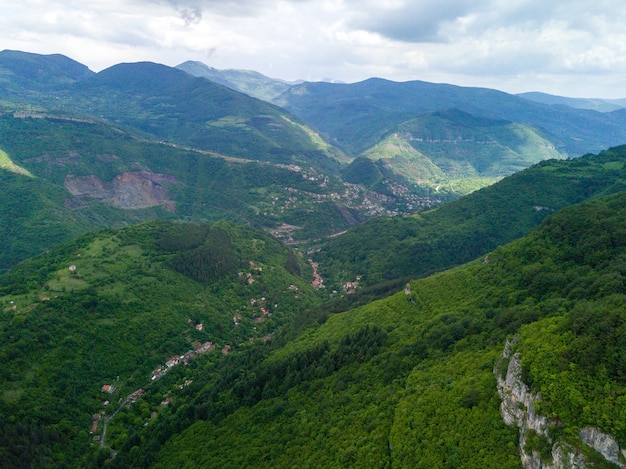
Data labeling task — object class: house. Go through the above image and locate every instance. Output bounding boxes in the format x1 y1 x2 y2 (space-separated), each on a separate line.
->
101 384 113 393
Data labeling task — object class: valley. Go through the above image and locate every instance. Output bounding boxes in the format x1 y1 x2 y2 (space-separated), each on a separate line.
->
0 49 626 468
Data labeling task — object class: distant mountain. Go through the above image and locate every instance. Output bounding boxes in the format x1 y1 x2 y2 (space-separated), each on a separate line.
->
0 55 345 172
354 109 563 196
5 50 626 202
47 61 343 170
0 49 94 91
275 77 626 159
518 91 626 112
176 60 295 101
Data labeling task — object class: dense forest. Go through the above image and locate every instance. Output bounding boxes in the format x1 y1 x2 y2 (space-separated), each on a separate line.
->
1 187 625 467
103 191 626 468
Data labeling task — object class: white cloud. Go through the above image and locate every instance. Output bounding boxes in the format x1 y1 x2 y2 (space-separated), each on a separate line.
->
1 0 626 97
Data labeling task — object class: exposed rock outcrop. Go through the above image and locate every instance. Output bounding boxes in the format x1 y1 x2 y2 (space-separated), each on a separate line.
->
64 171 180 210
495 338 625 468
579 427 625 467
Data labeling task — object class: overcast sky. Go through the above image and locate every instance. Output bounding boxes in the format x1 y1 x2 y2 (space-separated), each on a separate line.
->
2 0 626 98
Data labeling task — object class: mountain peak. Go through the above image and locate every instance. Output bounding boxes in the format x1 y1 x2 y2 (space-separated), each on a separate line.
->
0 49 94 86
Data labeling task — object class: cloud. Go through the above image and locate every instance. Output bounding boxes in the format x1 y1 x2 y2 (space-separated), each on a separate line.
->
346 0 476 43
1 0 626 97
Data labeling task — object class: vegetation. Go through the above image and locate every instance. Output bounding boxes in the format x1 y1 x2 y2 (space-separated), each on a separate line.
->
0 220 320 468
2 50 626 469
0 113 412 269
100 188 626 469
318 145 626 289
277 77 626 158
358 109 564 198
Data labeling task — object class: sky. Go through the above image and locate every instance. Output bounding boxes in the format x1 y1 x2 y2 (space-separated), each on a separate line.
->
2 0 626 98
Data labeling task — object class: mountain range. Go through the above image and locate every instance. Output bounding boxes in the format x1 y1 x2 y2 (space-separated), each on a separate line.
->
1 49 626 468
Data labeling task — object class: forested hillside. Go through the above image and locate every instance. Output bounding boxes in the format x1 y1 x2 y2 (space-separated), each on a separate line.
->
0 220 321 467
101 190 626 468
318 145 626 290
0 113 425 270
1 49 626 469
276 77 626 158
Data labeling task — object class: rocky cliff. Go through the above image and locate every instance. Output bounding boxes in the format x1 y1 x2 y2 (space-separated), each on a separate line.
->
495 338 625 468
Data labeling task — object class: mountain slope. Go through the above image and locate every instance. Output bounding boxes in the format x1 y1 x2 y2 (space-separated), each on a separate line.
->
58 62 343 169
0 49 94 92
0 113 404 270
359 109 563 196
0 220 321 468
518 91 626 112
112 190 626 468
0 56 344 171
317 145 626 289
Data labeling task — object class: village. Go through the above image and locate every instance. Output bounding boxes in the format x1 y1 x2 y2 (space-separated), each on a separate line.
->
263 164 440 224
86 251 358 453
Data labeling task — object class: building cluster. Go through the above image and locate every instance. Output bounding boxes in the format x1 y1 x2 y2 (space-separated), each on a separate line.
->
150 341 215 381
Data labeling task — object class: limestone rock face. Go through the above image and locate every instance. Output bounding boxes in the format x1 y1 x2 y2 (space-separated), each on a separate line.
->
495 339 625 468
579 427 625 467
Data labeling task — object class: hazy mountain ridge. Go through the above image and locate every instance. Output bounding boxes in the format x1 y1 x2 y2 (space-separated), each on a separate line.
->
4 50 626 202
0 52 343 173
0 49 94 91
518 91 626 112
176 60 295 102
275 77 626 159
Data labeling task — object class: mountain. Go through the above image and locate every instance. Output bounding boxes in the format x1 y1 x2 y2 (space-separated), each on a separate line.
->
317 145 626 289
0 50 94 92
355 109 563 196
140 190 624 468
275 77 626 159
0 113 429 270
5 50 626 203
176 60 294 102
0 54 345 172
47 62 344 170
518 91 626 113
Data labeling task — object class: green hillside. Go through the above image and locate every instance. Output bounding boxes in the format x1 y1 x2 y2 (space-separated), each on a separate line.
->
0 113 405 270
17 61 343 171
317 145 626 290
2 50 626 468
1 150 625 468
361 109 563 197
0 50 94 92
106 190 626 468
0 220 321 468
